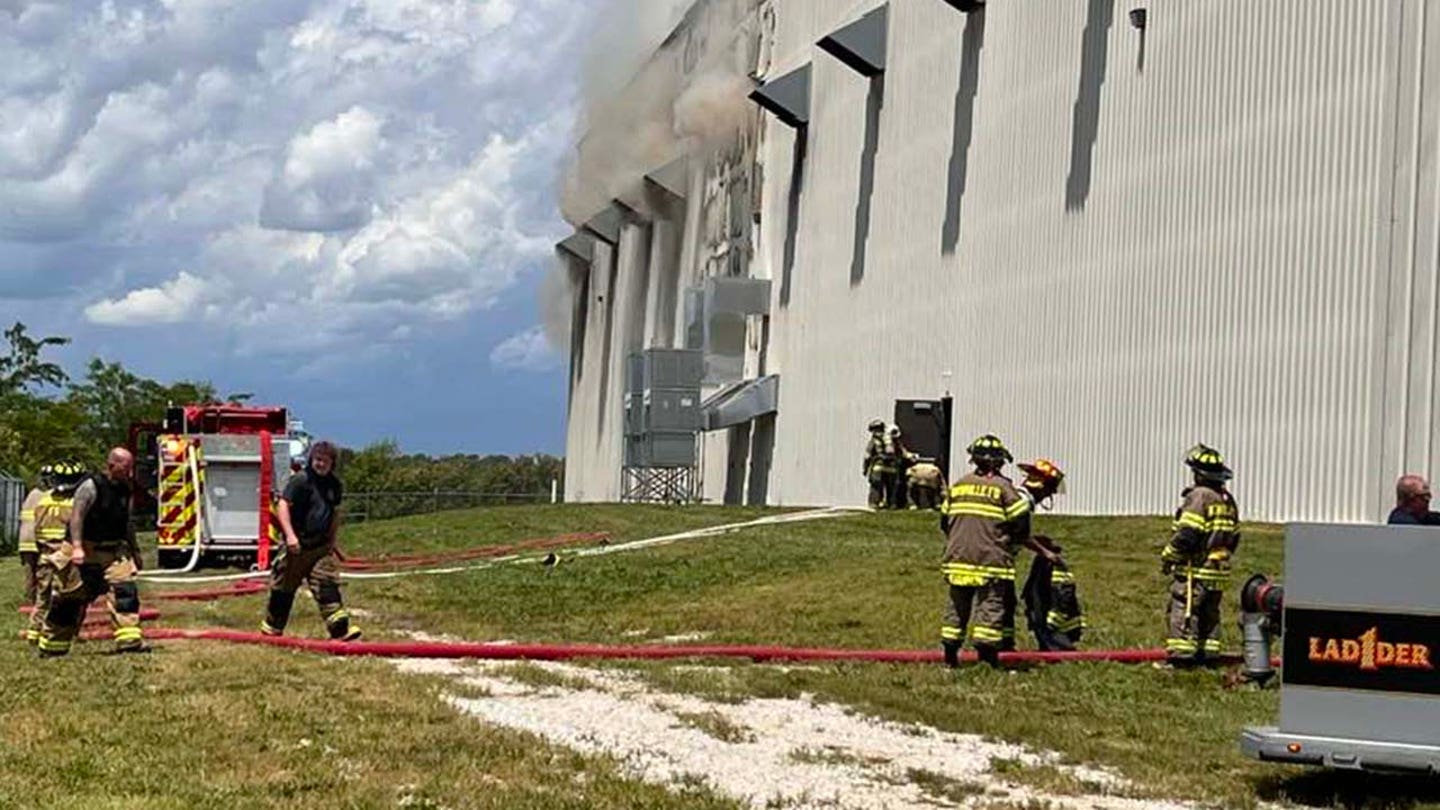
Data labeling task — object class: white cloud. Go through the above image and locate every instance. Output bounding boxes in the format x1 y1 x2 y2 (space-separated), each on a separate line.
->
490 325 561 372
85 272 212 325
282 106 384 187
0 0 590 355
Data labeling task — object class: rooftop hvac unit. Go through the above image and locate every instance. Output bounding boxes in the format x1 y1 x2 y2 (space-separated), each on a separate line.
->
633 348 704 392
625 432 698 468
644 389 702 432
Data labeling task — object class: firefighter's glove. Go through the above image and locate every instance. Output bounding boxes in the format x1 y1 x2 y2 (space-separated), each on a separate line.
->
1160 560 1176 577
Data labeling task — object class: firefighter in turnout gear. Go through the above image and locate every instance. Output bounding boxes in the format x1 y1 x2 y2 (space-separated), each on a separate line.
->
888 426 918 509
31 463 88 653
24 464 69 644
939 435 1057 667
261 441 362 641
1014 459 1085 651
907 458 946 510
18 465 52 638
1160 444 1240 666
42 449 147 656
864 419 899 508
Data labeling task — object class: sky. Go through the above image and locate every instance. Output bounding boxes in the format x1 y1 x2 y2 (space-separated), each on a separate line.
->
0 0 690 457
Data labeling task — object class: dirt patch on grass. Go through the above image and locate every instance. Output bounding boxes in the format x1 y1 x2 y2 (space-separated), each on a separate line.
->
395 658 1199 810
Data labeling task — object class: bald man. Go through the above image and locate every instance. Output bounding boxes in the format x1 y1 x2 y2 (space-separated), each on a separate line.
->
39 449 146 656
1387 475 1440 527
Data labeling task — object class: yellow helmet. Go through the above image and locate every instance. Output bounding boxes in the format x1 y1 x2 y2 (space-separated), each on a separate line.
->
967 434 1012 464
1185 444 1232 482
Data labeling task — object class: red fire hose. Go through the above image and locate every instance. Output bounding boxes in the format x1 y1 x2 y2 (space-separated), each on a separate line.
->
337 532 611 570
76 627 1250 666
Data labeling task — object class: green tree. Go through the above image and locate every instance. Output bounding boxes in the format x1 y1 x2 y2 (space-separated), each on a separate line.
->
0 322 68 395
0 323 74 477
66 358 218 452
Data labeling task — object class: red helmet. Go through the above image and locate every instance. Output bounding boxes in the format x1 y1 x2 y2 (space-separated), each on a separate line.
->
1018 458 1066 494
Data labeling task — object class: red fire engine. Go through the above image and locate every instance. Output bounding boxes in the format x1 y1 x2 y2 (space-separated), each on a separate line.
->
129 405 308 571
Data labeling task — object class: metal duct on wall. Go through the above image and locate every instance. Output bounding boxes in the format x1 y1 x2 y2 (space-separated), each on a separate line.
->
750 64 812 128
818 5 888 77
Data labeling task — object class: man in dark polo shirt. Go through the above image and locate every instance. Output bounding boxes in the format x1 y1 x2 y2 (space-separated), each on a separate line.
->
1388 475 1440 526
260 441 361 640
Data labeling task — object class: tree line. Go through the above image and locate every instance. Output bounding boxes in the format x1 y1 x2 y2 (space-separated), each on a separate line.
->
0 322 565 501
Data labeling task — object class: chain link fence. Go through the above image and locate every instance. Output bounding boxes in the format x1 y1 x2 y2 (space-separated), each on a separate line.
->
343 490 557 524
0 473 25 556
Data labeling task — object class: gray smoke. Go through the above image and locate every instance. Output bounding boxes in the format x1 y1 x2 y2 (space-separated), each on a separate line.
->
547 0 758 351
561 0 757 223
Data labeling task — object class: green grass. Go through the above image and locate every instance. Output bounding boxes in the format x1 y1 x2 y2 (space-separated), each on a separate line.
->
668 709 756 744
6 503 1439 808
905 768 995 803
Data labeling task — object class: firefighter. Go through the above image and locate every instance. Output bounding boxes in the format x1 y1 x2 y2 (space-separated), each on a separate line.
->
1160 444 1240 667
32 462 90 655
1022 534 1084 651
863 419 898 508
907 458 946 510
41 449 147 656
1014 458 1084 650
939 435 1057 667
261 441 362 641
888 426 917 509
18 464 52 637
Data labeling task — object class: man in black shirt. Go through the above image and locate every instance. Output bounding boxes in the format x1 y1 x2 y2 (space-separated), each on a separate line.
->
1387 475 1440 526
40 449 148 655
260 441 361 640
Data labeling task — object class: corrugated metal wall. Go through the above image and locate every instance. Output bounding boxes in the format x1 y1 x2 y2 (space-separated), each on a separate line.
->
758 0 1424 521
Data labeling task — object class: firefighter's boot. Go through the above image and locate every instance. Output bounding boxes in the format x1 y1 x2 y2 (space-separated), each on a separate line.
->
942 640 962 669
975 644 1002 669
323 607 362 641
261 589 296 636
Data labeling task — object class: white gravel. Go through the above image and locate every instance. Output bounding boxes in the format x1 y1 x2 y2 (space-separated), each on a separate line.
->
393 658 1200 810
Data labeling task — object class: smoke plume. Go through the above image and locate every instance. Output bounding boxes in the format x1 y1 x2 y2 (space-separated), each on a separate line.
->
547 0 761 350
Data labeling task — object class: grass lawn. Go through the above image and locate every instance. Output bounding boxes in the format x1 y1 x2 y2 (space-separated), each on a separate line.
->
4 503 1439 808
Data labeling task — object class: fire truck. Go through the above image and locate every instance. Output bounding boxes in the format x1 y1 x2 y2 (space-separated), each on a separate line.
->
129 405 309 571
1240 524 1440 772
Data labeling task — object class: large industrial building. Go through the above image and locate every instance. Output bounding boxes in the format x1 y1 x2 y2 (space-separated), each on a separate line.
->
559 0 1440 523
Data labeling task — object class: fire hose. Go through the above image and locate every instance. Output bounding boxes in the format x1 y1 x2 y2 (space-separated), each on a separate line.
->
141 444 210 578
338 532 610 570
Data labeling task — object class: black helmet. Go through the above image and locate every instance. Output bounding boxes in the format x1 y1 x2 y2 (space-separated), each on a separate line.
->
1185 444 1232 482
967 434 1013 465
868 419 885 432
51 461 86 486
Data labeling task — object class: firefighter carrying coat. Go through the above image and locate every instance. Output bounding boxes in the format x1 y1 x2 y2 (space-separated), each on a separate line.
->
41 467 146 656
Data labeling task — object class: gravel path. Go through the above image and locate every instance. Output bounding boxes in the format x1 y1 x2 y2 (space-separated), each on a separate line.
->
395 658 1200 810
